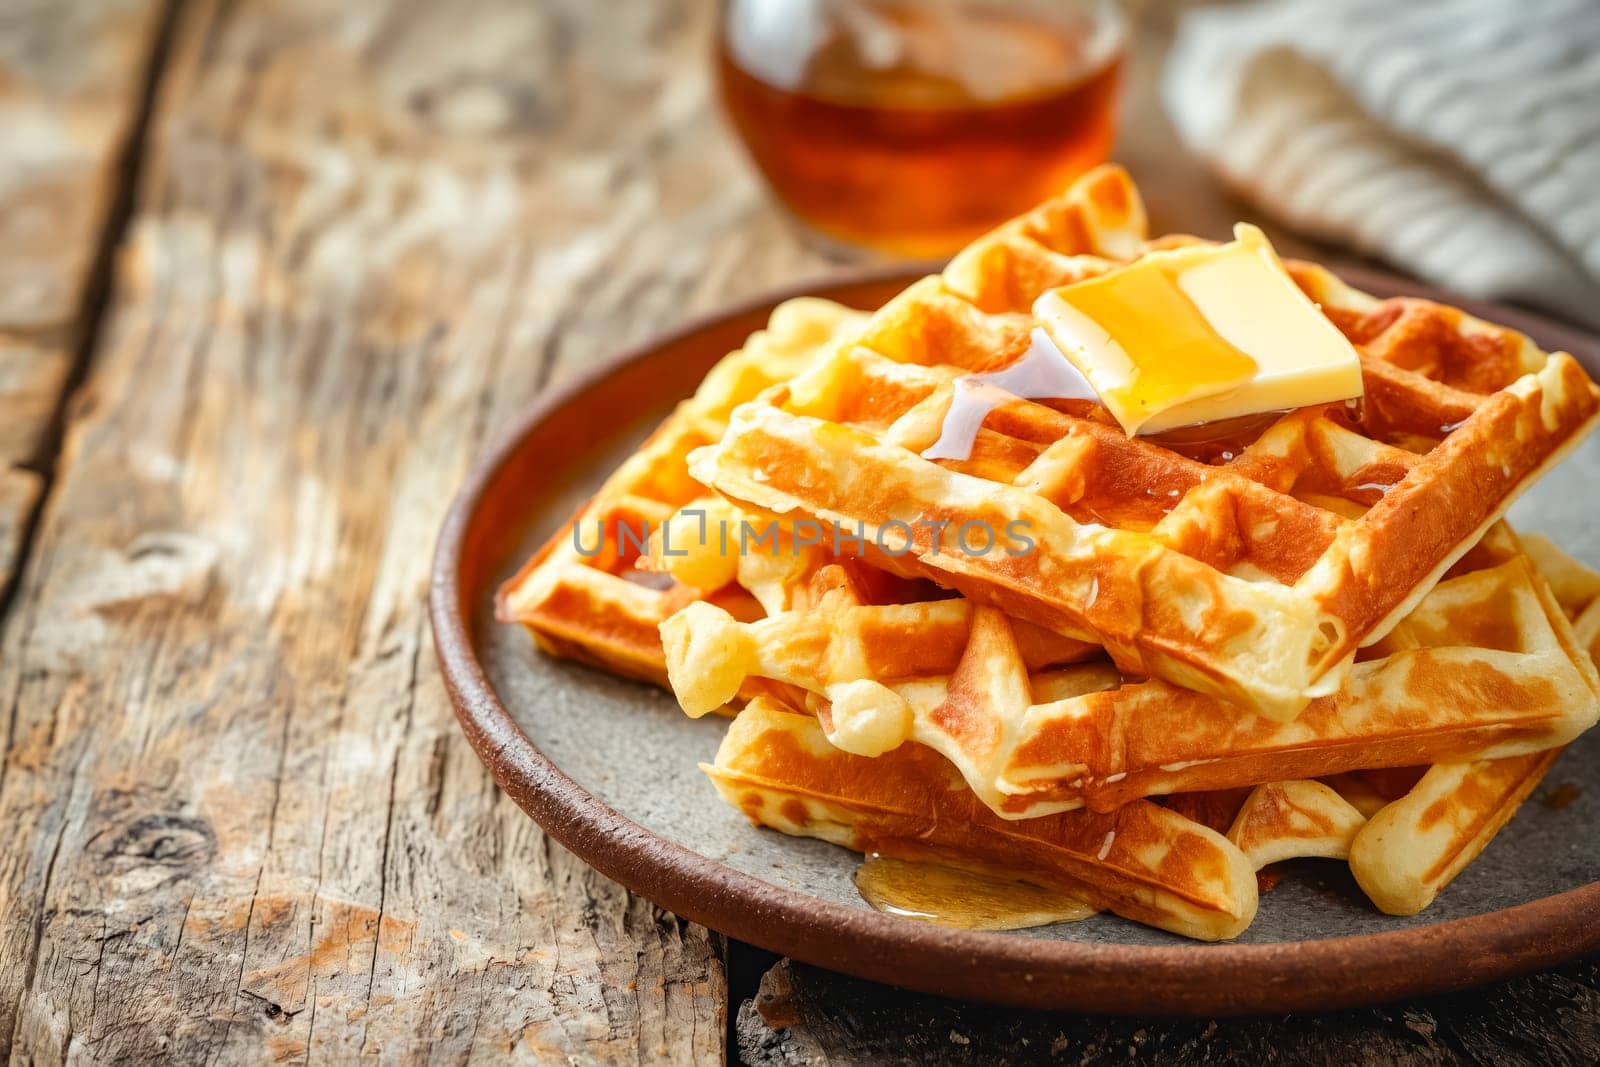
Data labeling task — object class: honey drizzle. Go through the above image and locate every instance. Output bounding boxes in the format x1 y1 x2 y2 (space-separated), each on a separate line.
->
1142 411 1283 464
1542 783 1582 810
921 327 1097 461
854 855 1098 931
1047 258 1258 423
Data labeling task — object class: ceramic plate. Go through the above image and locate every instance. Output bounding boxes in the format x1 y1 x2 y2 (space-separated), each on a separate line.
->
431 267 1600 1014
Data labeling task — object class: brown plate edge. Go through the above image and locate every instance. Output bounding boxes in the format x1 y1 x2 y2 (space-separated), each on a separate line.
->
429 263 1600 1017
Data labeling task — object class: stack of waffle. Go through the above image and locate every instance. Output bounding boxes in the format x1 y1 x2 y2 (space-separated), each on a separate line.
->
500 166 1600 941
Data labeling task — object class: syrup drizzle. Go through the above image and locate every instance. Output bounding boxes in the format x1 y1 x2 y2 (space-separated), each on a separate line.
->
1043 253 1258 426
1542 782 1582 810
854 854 1098 931
921 327 1098 461
1142 411 1283 464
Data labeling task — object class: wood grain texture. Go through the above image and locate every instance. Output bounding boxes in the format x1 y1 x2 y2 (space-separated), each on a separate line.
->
0 0 165 332
739 955 1600 1067
0 336 67 599
0 0 828 1061
0 0 169 595
0 338 70 470
0 468 42 599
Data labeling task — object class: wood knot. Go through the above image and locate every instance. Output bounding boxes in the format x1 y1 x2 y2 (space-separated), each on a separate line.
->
82 531 221 621
93 813 216 884
239 988 299 1024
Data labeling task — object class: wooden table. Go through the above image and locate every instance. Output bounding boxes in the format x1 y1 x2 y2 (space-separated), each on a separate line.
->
1 1 1595 1063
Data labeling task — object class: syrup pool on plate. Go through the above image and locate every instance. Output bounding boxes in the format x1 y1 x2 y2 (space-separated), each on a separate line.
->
855 854 1098 931
718 0 1125 257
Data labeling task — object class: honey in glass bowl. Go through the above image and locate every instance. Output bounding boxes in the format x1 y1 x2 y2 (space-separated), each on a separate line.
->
718 0 1126 258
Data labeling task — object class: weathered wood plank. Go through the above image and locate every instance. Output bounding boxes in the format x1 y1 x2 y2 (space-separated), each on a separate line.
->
739 956 1600 1066
0 0 829 1061
0 338 65 595
464 4 826 430
0 0 170 596
0 338 70 469
0 0 165 333
0 468 41 596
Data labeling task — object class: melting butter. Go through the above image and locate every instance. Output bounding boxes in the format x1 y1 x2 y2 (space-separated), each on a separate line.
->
854 855 1098 931
1036 224 1364 436
919 226 1363 462
1044 255 1257 423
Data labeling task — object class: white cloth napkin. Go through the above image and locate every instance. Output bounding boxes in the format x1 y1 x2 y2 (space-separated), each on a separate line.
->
1164 0 1600 329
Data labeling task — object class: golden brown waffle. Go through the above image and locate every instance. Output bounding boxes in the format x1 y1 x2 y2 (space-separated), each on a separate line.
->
1519 533 1600 663
1348 749 1561 916
1225 780 1368 871
1339 535 1600 915
1185 544 1600 918
662 596 1104 724
497 297 867 684
707 697 1258 941
665 525 1600 817
690 171 1600 719
646 497 1105 720
494 162 1600 941
1180 759 1547 915
499 166 1151 685
665 521 1587 927
705 700 1577 937
709 698 1505 938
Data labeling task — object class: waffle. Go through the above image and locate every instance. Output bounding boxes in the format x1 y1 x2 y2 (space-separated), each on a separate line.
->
679 521 1596 930
1520 533 1600 664
499 165 1150 685
689 171 1600 719
1188 540 1600 917
707 697 1259 941
1176 752 1555 915
1226 780 1368 870
708 694 1577 938
492 163 1600 943
1336 538 1600 914
1348 749 1562 915
496 297 868 684
665 524 1600 818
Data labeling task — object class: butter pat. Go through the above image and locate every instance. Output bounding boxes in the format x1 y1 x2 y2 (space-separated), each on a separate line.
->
1034 224 1363 436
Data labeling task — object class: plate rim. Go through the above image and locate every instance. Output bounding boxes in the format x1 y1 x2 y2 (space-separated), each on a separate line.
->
430 262 1600 1015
